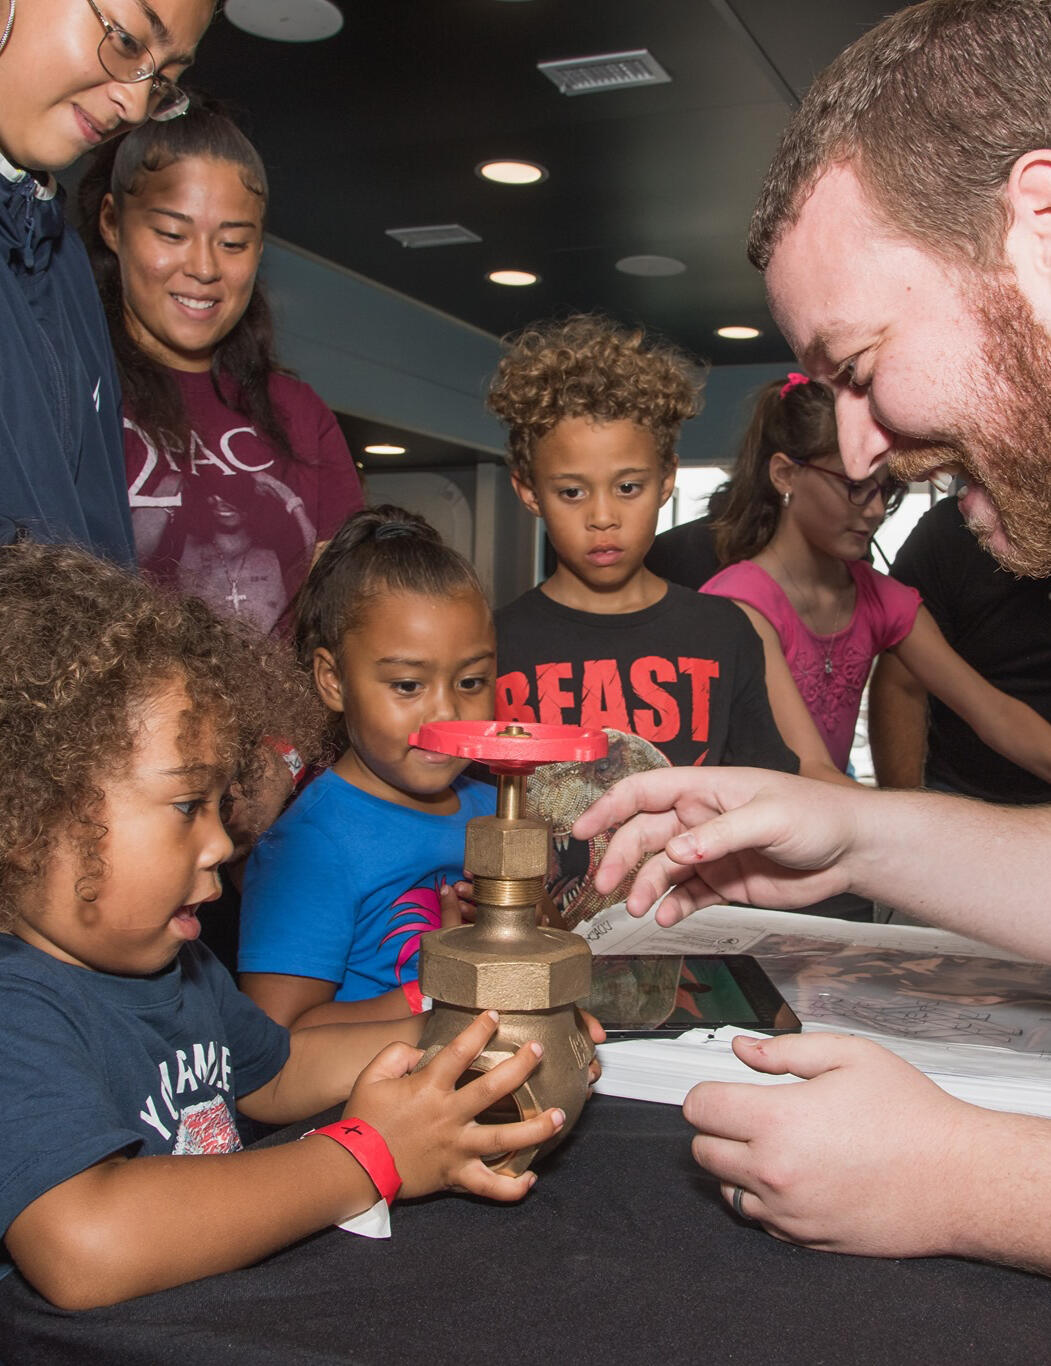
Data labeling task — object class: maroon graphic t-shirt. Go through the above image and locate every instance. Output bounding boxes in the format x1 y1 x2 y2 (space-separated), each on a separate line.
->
124 368 363 634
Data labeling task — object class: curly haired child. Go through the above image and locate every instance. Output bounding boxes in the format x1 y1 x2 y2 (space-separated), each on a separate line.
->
0 542 566 1309
489 312 698 493
487 314 805 924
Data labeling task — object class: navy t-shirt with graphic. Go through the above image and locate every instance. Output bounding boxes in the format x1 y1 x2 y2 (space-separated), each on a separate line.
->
0 936 289 1279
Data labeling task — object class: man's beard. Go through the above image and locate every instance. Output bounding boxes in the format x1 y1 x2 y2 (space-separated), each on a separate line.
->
889 274 1051 577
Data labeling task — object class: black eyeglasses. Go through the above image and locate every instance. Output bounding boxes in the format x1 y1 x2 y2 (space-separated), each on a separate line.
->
83 0 190 122
787 455 907 515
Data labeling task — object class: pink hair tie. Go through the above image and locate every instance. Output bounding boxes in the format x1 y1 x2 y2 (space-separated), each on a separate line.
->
780 372 810 398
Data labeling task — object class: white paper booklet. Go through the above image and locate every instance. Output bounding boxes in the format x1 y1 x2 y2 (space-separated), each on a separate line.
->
594 1024 1051 1117
584 905 1051 1116
575 900 1033 962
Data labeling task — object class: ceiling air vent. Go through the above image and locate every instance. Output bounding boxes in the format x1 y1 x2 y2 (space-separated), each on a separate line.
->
537 49 671 96
385 224 482 249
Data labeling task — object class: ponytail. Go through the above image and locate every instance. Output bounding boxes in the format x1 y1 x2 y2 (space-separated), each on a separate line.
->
712 376 837 564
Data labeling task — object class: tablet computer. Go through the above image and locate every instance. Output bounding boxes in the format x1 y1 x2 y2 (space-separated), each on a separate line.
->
587 953 802 1038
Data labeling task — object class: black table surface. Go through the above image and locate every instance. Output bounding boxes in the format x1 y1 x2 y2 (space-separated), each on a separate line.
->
2 1094 1050 1365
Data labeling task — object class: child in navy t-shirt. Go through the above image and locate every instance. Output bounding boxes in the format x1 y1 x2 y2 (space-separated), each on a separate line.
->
0 543 564 1308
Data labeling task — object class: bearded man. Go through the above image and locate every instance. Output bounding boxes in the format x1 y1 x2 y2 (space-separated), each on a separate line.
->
575 0 1051 1275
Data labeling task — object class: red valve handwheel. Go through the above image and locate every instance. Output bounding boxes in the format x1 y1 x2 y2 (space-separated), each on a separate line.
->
409 720 607 774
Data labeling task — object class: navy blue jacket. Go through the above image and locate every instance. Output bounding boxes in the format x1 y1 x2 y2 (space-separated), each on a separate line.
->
0 154 133 562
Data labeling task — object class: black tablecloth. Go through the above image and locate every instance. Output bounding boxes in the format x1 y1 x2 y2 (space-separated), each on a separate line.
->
2 1095 1049 1365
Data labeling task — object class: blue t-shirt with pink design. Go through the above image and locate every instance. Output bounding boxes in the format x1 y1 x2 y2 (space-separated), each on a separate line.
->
239 770 495 1000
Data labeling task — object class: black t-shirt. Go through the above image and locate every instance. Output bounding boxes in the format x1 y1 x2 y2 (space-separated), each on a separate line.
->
645 517 721 591
890 496 1051 803
496 583 797 771
495 583 797 925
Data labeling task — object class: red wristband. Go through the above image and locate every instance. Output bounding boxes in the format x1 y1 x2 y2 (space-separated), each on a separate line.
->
264 735 305 789
304 1118 402 1205
401 980 428 1014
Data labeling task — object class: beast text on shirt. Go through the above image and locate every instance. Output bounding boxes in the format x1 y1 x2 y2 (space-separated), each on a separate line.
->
496 655 719 742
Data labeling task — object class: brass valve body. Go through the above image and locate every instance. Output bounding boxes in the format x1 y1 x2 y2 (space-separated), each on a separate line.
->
415 793 594 1175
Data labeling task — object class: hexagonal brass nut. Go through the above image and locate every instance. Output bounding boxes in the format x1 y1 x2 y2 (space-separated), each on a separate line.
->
465 815 549 879
419 932 591 1009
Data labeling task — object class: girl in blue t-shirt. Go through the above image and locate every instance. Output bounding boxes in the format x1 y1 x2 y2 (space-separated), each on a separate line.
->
239 506 499 1029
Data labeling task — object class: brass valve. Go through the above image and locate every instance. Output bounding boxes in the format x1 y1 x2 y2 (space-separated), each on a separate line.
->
408 721 608 1175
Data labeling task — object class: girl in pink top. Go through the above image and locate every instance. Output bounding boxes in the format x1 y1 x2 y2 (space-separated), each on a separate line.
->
703 375 1051 781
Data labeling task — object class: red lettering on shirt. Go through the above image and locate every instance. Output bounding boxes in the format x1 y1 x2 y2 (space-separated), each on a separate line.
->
537 661 576 724
679 657 719 742
629 656 680 742
495 672 537 723
497 654 721 751
580 659 629 731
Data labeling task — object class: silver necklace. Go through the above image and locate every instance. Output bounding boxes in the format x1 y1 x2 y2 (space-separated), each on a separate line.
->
0 0 15 58
768 549 847 678
209 542 252 613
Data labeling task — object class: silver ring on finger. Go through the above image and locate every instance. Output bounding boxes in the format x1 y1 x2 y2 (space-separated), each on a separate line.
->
732 1184 753 1220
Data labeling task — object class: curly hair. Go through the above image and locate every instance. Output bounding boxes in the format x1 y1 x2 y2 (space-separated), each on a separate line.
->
749 0 1051 272
0 543 324 929
486 314 704 482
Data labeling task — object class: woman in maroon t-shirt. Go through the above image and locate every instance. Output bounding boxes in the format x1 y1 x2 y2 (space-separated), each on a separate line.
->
78 100 363 635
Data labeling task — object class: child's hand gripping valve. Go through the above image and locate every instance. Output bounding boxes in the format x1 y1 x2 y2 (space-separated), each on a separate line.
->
407 721 608 1175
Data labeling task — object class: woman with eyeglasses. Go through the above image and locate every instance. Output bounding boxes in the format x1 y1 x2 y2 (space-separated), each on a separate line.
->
76 99 363 636
701 374 1051 783
0 0 211 559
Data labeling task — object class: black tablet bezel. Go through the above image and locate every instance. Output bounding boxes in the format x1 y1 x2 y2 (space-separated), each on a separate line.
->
597 953 802 1038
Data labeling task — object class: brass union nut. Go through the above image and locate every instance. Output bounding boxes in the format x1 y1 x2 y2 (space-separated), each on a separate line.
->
419 933 591 1009
465 815 549 880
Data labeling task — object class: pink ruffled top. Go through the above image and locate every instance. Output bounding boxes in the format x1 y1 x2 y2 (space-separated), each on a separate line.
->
702 559 920 770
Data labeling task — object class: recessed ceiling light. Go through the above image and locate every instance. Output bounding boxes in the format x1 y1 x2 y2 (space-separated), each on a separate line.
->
716 325 762 340
364 443 407 456
476 160 548 185
487 269 539 286
224 0 343 42
616 254 686 277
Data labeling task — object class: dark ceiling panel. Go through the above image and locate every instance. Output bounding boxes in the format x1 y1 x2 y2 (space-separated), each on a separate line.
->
189 1 890 371
734 0 894 96
335 411 486 473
